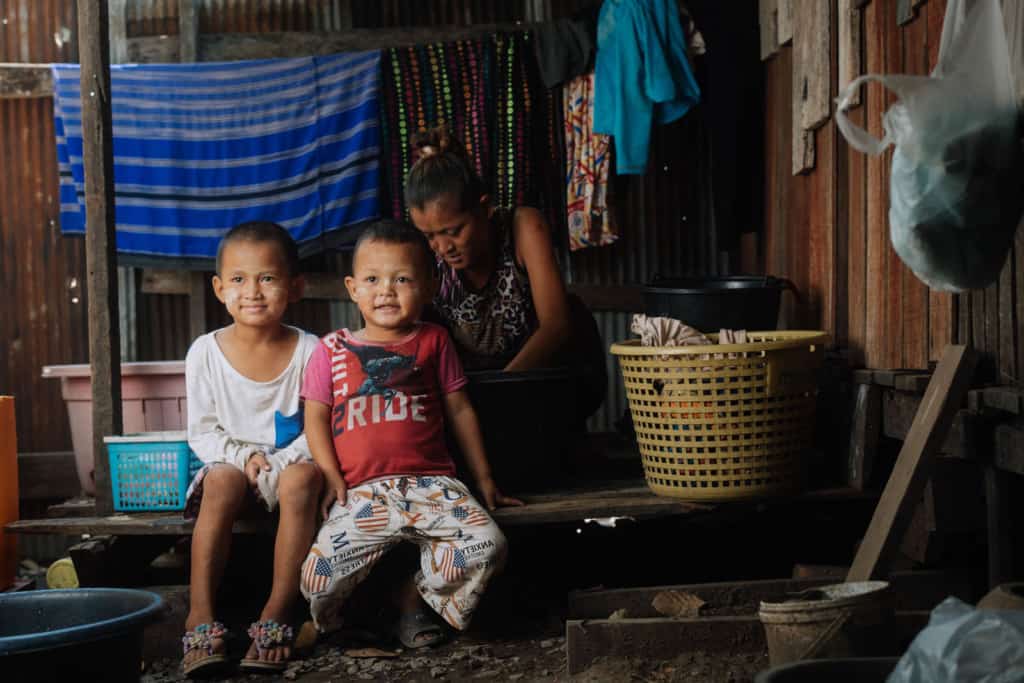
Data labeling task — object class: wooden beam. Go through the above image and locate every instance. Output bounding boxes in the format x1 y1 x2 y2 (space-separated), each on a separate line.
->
760 0 780 60
847 345 976 582
969 386 1024 415
848 383 881 490
5 485 709 535
79 0 123 516
108 0 128 65
568 570 972 621
188 272 207 342
302 273 347 301
0 64 53 99
984 466 1014 590
17 452 81 501
140 268 645 313
795 0 832 131
882 390 975 460
129 24 548 64
566 617 766 675
838 0 862 107
178 0 199 63
3 21 548 99
777 0 794 45
993 423 1024 476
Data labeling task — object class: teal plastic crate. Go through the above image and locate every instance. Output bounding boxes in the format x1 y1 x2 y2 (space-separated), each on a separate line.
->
104 432 202 512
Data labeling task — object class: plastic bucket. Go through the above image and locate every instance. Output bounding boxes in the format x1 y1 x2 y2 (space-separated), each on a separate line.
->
642 276 796 332
754 657 899 682
758 581 893 667
0 588 165 682
460 367 577 493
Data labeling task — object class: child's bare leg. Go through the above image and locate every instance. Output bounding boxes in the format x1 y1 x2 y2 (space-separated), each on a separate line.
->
185 466 248 666
247 462 322 664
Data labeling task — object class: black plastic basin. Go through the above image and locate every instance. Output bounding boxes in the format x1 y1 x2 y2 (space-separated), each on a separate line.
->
0 588 165 683
458 367 577 493
642 276 796 333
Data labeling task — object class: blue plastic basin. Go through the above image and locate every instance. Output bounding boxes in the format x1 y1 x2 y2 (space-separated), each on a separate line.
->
0 588 165 682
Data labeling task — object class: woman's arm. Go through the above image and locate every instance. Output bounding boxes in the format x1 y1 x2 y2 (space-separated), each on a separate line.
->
505 207 571 372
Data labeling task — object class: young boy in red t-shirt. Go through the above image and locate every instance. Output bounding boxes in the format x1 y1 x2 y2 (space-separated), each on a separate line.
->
300 220 522 647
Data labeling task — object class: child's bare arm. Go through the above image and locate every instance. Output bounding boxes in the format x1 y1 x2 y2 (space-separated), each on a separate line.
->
443 389 524 510
305 400 348 519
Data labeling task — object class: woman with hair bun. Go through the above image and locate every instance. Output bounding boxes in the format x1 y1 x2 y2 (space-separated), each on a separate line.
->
405 126 605 421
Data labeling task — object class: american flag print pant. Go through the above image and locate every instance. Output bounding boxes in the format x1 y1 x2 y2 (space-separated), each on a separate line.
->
300 475 507 633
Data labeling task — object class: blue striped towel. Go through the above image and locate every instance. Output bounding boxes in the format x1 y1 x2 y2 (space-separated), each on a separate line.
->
53 52 381 260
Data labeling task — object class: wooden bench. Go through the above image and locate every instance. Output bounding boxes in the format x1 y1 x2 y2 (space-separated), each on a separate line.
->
6 481 875 536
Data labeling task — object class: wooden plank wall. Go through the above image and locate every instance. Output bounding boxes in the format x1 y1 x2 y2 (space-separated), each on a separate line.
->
764 0 977 373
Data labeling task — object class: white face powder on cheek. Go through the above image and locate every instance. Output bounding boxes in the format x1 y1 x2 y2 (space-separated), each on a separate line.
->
223 289 242 307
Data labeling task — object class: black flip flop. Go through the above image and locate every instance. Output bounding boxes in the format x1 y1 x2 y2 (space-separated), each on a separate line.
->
396 609 449 649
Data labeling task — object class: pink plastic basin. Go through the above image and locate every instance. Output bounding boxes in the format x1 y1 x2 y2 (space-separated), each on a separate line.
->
42 362 187 495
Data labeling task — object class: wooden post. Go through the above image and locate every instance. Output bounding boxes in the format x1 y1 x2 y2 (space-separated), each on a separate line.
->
984 466 1014 590
78 0 123 515
189 272 207 342
108 0 128 64
178 0 199 62
1 397 18 589
179 0 207 341
847 383 881 490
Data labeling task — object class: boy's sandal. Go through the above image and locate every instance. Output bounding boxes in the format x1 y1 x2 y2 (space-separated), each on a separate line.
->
239 619 295 672
396 608 449 649
181 622 229 677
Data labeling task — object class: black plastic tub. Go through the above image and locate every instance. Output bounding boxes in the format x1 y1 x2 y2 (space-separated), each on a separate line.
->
0 588 165 683
642 276 796 332
456 367 577 494
754 657 899 683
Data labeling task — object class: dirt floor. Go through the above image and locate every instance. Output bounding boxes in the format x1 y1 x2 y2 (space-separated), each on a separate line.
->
140 637 770 682
142 635 566 682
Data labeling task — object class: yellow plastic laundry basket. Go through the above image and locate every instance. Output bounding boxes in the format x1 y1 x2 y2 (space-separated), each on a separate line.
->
610 331 827 501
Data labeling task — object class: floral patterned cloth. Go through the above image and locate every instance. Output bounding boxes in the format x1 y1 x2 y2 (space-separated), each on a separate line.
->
564 72 617 250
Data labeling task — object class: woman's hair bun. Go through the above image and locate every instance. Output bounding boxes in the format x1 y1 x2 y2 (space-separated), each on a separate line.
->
411 125 466 163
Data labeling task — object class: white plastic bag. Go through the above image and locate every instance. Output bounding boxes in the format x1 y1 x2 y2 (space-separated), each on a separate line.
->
836 0 1023 292
887 597 1024 683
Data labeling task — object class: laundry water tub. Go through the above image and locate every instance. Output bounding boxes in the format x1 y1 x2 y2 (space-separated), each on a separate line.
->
0 588 165 682
643 276 797 332
457 367 578 494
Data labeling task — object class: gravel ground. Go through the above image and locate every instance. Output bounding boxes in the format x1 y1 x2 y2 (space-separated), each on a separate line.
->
142 635 570 682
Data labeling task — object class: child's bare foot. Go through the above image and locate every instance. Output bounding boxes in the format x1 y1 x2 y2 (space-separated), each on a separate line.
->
182 615 229 677
240 616 294 672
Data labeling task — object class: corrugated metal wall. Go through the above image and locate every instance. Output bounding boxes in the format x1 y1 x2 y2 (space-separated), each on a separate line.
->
3 0 723 451
0 0 86 453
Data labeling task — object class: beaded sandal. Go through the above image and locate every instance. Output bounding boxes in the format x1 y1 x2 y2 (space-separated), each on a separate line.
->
181 622 229 677
239 619 295 672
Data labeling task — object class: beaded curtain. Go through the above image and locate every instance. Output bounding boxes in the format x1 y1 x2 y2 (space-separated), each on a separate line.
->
379 32 564 234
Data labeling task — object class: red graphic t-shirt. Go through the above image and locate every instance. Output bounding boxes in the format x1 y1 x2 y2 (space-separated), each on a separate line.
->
301 323 467 487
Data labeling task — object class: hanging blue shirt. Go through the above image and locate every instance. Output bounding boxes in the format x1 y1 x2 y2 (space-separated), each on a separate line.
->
594 0 701 174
